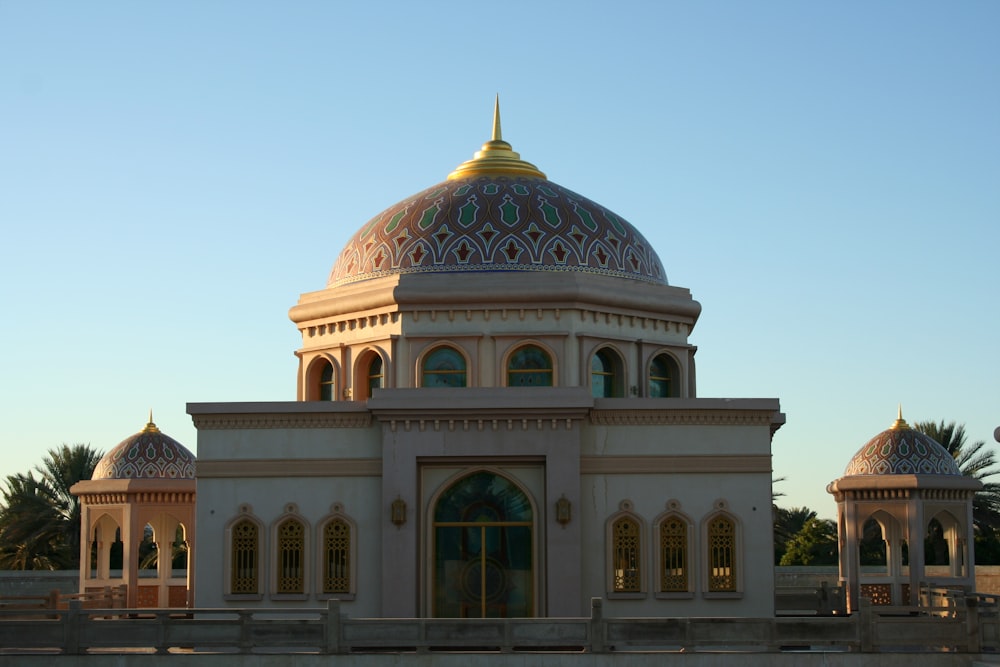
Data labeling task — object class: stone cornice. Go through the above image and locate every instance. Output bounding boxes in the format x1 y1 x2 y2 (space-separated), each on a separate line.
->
196 455 770 478
368 388 594 428
77 491 196 505
71 478 195 496
187 398 785 432
187 402 372 430
381 417 581 433
589 399 784 430
290 272 701 328
827 474 982 494
580 455 772 474
197 458 381 478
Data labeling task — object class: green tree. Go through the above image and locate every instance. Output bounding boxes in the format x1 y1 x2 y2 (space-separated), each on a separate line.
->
0 444 103 570
913 420 1000 532
773 506 817 565
780 517 839 566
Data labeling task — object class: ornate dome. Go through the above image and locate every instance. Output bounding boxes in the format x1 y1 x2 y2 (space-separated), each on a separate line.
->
328 100 667 288
93 416 196 480
843 410 961 477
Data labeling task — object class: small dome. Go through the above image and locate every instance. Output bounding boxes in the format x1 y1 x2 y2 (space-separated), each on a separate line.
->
93 416 196 480
843 410 961 477
328 99 667 288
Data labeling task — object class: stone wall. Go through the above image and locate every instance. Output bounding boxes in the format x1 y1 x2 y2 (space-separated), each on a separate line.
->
0 570 78 597
973 566 1000 596
774 565 1000 596
3 566 1000 604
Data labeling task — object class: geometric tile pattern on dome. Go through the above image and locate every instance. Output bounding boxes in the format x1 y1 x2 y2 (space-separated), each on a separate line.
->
328 176 668 288
93 429 196 480
843 428 961 476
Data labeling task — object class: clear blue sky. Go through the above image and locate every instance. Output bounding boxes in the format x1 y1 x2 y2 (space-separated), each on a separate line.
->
1 1 997 519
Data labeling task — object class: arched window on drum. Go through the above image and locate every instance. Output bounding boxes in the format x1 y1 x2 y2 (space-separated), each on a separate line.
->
591 348 623 398
422 346 467 388
507 345 553 387
648 353 680 398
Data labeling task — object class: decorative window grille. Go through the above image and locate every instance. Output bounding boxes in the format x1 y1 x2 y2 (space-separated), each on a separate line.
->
708 516 736 592
231 520 259 594
660 517 688 592
612 517 641 592
276 519 305 594
323 519 351 594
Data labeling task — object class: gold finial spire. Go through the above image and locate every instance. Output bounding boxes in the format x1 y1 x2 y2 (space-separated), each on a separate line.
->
492 94 502 142
142 409 161 433
890 404 910 430
447 96 546 180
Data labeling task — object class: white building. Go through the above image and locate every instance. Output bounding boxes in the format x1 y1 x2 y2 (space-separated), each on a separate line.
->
187 101 785 618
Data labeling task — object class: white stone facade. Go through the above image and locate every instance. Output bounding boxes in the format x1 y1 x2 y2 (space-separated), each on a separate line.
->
189 113 784 618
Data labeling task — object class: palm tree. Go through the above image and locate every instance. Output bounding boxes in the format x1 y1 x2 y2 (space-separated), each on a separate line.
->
0 444 103 570
773 505 817 564
914 420 1000 532
0 473 67 569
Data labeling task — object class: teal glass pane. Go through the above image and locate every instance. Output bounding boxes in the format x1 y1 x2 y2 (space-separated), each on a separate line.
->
319 363 335 401
432 472 534 617
649 354 673 398
434 471 533 523
433 525 533 618
368 356 383 394
510 345 550 369
422 347 467 387
591 351 614 398
508 345 552 387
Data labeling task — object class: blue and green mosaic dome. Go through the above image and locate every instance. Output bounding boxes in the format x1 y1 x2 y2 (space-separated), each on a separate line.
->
329 176 667 288
93 419 196 480
844 416 960 476
328 103 667 288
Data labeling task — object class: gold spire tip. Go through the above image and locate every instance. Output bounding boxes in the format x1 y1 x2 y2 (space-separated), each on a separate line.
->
447 96 546 180
890 404 910 430
143 409 160 433
492 94 502 142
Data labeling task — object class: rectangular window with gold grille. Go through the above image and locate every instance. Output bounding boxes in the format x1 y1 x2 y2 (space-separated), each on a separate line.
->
660 517 688 592
277 519 305 594
324 519 351 594
708 516 736 592
612 516 641 593
231 520 259 594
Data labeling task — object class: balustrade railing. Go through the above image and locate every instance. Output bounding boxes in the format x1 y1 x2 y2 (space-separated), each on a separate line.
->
0 592 993 655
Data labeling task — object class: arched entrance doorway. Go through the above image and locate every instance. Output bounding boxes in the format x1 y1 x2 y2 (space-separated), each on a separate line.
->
431 470 535 618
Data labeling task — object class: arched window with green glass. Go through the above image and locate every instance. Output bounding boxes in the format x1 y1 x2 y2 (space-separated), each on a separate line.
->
591 348 622 398
432 471 534 618
648 353 680 398
366 355 384 397
318 360 336 401
506 345 553 387
422 346 467 388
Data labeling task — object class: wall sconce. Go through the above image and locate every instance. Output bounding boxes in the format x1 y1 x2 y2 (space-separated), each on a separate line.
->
343 387 353 400
556 495 571 527
391 496 407 527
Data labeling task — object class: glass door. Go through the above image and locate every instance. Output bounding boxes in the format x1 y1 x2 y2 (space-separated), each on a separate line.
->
432 471 534 617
